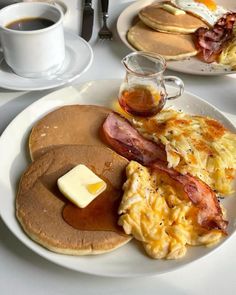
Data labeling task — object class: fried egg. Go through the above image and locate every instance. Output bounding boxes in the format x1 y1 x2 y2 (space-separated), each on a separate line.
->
118 161 224 259
170 0 228 26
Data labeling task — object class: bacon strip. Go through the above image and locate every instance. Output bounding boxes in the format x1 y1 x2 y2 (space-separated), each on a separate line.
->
195 13 236 63
102 112 166 165
150 161 228 233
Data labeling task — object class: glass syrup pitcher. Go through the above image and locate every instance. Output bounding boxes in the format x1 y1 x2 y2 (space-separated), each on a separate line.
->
118 51 184 117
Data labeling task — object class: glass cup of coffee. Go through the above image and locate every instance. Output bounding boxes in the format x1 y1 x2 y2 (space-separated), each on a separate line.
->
0 2 65 78
118 52 184 117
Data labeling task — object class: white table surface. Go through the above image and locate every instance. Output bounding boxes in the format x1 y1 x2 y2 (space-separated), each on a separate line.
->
1 1 236 294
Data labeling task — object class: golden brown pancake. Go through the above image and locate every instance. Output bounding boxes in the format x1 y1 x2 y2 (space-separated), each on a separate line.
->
127 21 198 60
139 3 208 34
29 105 112 161
16 145 131 255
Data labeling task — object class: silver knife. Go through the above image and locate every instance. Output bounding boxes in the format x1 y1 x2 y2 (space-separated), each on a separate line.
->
81 0 94 42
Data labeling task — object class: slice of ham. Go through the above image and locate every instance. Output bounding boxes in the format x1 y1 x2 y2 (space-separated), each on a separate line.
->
150 161 228 233
102 112 228 233
195 13 236 63
102 112 166 165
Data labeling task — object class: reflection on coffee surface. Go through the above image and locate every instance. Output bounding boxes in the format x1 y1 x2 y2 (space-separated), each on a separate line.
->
6 17 55 31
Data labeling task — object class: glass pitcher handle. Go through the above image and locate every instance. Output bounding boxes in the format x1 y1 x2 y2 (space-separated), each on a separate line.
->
163 76 184 100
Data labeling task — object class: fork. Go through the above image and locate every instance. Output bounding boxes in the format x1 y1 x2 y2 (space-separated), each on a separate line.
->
98 0 113 40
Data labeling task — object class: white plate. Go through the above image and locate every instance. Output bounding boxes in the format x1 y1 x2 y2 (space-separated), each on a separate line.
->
0 31 93 91
0 79 236 278
117 0 236 76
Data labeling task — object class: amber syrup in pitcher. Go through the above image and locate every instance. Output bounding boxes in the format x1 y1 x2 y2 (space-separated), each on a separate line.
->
118 85 165 117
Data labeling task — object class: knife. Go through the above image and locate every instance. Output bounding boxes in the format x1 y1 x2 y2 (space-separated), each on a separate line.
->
81 0 94 42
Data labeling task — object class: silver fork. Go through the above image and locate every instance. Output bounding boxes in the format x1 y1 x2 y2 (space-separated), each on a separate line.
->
98 0 113 40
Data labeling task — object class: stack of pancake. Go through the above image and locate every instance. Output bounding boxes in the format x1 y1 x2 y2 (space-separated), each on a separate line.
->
127 1 209 60
16 105 132 255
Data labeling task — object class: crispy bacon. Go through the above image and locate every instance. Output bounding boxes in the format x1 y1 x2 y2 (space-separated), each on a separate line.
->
102 112 166 165
150 161 228 233
195 13 236 63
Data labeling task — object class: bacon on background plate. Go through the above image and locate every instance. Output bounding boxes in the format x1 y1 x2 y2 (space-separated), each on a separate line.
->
195 13 236 63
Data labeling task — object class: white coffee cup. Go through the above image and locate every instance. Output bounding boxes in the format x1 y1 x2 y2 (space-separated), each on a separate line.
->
0 2 65 78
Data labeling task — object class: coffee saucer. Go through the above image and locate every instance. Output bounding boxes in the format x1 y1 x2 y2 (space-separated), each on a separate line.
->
0 31 93 91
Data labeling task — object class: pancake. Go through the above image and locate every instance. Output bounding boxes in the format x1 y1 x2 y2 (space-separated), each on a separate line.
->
127 21 198 60
29 105 112 161
16 145 132 255
139 3 208 34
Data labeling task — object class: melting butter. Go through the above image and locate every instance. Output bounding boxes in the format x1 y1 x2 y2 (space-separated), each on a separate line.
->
57 164 107 208
162 4 186 15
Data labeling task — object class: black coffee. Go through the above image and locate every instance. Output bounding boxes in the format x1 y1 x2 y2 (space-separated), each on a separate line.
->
6 17 55 31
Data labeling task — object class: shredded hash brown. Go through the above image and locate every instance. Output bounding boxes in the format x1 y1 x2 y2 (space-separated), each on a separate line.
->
133 109 236 195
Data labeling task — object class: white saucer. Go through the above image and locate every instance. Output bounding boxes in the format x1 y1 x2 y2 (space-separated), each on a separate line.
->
0 31 93 91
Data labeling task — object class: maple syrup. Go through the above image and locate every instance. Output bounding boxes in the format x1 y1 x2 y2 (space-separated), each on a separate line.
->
119 52 184 118
118 85 165 117
62 183 125 235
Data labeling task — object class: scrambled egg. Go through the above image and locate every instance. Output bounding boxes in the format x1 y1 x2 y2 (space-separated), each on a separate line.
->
219 37 236 69
118 161 223 259
132 109 236 195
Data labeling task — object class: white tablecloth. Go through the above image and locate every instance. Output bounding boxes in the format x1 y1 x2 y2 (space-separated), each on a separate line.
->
0 1 236 294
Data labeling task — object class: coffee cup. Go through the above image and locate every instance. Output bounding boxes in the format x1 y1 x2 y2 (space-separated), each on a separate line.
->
0 2 65 78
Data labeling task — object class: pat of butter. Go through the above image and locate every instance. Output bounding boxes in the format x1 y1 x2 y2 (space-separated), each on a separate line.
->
57 165 107 208
162 4 186 15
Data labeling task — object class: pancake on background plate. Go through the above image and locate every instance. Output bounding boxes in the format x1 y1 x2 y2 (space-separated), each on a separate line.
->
16 145 131 255
139 3 208 34
128 21 198 60
29 105 112 160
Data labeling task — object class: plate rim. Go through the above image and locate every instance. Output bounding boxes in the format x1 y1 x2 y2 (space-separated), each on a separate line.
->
116 0 236 76
0 31 93 91
0 79 236 277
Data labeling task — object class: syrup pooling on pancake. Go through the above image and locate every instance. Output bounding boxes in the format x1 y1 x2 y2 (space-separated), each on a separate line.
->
170 0 227 26
16 145 131 255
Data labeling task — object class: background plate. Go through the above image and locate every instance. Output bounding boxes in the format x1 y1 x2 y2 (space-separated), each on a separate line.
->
117 0 236 76
0 80 235 277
